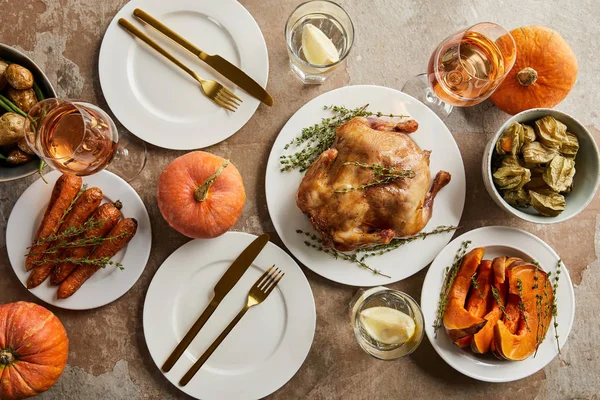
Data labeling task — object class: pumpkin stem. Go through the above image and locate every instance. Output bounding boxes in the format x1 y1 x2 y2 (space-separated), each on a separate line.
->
0 349 14 366
517 67 538 86
194 160 230 202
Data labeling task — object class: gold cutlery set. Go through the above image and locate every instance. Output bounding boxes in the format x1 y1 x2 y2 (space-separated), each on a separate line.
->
161 233 284 386
119 8 273 112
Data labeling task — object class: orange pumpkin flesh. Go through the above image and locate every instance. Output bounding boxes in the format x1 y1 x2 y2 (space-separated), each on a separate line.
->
493 264 554 361
472 257 508 354
491 26 578 115
157 151 246 239
443 248 487 341
0 302 68 400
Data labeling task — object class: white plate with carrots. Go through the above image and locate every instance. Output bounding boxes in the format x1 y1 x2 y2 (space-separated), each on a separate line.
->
421 226 575 382
6 170 152 310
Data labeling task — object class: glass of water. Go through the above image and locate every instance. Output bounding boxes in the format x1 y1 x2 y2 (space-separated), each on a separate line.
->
350 287 424 360
285 0 355 84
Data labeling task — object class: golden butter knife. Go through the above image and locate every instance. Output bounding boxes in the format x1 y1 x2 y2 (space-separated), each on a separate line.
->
133 8 274 107
161 233 270 372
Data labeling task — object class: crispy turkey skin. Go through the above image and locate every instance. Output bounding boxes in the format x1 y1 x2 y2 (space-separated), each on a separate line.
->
296 117 451 251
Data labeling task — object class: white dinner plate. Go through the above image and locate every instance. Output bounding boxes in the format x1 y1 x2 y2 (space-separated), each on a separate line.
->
265 85 466 286
6 170 152 310
143 232 316 400
421 226 575 382
99 0 269 150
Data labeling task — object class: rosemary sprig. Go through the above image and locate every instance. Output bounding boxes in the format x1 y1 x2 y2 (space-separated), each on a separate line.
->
516 278 529 331
491 286 508 319
334 161 415 193
280 105 409 172
433 240 471 336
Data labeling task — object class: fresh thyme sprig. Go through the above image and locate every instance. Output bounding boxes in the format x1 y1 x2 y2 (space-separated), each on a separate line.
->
433 240 471 336
552 260 561 354
32 255 124 270
26 229 126 258
333 161 415 193
280 105 409 172
516 278 529 331
56 184 88 229
26 217 105 252
296 225 457 279
491 286 508 319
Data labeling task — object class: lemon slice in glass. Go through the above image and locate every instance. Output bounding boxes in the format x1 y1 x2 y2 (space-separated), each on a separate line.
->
359 307 416 345
301 23 340 66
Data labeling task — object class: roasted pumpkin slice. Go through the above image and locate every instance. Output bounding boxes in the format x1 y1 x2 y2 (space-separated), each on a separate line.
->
454 336 473 348
472 257 508 354
493 263 554 361
443 248 487 341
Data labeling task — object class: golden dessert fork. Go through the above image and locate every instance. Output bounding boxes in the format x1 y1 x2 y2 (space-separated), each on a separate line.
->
118 19 242 112
179 265 284 386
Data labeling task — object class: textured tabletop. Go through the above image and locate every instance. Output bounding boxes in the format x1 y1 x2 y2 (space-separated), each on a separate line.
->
0 0 598 399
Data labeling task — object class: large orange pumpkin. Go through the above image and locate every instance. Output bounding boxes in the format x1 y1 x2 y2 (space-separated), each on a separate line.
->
158 151 246 238
0 302 69 400
491 26 578 115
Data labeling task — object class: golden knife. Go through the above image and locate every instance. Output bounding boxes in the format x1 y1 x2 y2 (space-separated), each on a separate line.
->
133 8 274 106
161 233 270 372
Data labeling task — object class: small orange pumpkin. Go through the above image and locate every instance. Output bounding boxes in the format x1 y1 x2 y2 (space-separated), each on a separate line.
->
157 151 246 239
0 302 69 400
491 26 578 115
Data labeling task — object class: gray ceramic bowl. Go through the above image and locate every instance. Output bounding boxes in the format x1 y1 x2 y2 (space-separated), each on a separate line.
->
0 43 57 182
482 108 600 224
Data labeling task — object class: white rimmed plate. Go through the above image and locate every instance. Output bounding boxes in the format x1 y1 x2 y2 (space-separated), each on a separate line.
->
421 226 575 382
265 85 466 286
6 170 152 310
99 0 269 150
143 232 316 400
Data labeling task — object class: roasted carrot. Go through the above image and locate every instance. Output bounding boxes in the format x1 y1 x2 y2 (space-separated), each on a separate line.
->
57 218 137 299
50 201 122 285
26 174 82 271
27 187 103 288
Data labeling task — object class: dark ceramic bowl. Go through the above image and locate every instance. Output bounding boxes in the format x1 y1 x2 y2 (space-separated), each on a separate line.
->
0 43 57 182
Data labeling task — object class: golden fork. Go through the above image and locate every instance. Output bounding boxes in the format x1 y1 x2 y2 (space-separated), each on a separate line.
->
118 19 242 112
179 265 284 386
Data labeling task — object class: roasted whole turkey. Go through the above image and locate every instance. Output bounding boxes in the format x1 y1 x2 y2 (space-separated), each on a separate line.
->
297 117 451 251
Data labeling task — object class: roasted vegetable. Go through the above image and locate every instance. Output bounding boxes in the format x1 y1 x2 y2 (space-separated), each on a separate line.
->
7 87 37 113
559 132 579 158
503 189 529 207
16 137 34 155
5 63 34 90
0 112 26 146
543 155 575 192
534 116 567 150
529 189 566 216
496 122 525 155
493 166 531 190
0 60 8 91
6 148 34 165
521 141 557 165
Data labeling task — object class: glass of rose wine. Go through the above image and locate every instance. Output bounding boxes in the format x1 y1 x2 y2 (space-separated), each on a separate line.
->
402 22 516 119
24 98 147 181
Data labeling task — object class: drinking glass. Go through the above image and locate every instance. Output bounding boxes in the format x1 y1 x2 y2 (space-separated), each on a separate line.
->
403 22 516 119
24 98 146 181
350 286 424 360
285 0 354 84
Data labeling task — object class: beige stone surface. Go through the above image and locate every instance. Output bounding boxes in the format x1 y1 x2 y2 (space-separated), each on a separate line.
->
1 0 599 399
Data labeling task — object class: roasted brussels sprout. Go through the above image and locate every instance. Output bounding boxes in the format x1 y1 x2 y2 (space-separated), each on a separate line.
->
501 155 523 168
493 166 531 190
522 141 557 165
0 61 8 91
7 88 38 113
559 132 579 158
503 189 530 207
529 190 566 217
0 112 26 146
535 116 567 150
5 64 34 90
496 122 525 155
543 155 575 193
523 124 536 144
6 148 34 165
